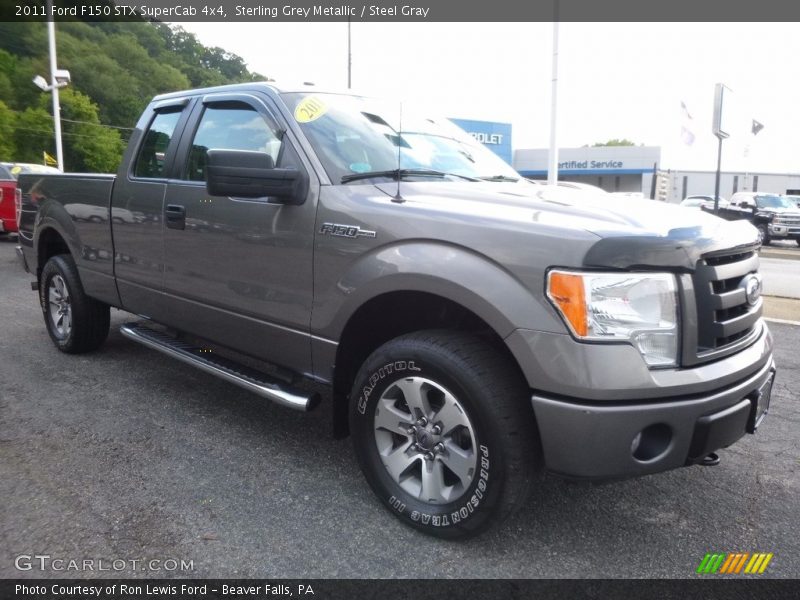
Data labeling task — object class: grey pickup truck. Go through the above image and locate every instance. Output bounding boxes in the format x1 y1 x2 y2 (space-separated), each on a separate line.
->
16 82 776 538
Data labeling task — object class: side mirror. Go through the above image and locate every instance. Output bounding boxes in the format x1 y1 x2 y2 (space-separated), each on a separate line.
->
206 149 307 205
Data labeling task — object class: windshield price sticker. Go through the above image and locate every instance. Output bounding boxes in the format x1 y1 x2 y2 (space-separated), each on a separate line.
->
294 95 329 123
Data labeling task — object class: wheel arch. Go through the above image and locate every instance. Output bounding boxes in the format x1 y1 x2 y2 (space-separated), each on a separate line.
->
329 288 533 438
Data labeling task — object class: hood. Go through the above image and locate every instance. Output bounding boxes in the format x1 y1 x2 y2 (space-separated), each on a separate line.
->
759 206 800 215
373 180 760 270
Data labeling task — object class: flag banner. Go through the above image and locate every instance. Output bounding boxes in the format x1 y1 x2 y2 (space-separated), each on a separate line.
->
43 151 57 166
680 101 695 146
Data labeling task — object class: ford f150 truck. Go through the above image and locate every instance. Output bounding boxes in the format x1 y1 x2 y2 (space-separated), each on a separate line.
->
16 83 776 538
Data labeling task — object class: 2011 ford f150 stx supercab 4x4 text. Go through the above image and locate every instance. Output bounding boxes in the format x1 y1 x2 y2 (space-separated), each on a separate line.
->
16 83 776 538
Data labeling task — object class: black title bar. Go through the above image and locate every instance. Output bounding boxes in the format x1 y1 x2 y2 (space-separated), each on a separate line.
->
2 579 798 600
4 0 800 22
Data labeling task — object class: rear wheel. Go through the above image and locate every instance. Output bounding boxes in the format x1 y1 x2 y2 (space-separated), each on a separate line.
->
40 254 110 353
349 330 540 538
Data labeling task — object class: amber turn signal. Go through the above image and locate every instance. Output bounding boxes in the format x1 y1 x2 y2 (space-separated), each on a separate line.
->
547 271 588 337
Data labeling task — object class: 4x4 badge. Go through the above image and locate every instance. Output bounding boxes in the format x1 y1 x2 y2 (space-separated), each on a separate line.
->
319 223 376 239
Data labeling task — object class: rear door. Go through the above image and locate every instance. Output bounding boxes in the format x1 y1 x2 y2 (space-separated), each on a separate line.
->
111 98 194 320
161 92 319 373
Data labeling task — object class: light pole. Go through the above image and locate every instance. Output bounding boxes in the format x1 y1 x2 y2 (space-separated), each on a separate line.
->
547 6 560 186
347 18 352 89
32 0 69 171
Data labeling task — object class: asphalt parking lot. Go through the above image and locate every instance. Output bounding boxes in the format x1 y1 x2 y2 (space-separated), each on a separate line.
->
1 236 798 579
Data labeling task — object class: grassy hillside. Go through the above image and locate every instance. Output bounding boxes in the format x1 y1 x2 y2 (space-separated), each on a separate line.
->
0 21 265 171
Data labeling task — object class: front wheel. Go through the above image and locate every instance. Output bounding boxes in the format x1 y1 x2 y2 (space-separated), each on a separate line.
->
349 330 540 539
40 254 110 353
757 224 771 246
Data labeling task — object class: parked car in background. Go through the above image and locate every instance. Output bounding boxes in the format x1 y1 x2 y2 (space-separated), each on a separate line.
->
707 192 800 246
681 195 728 210
0 163 61 235
0 163 16 235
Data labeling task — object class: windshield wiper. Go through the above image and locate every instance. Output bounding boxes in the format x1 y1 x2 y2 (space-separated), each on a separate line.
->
478 175 520 182
341 169 479 184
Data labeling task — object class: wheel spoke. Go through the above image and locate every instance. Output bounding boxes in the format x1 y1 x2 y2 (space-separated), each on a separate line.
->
374 398 414 436
382 444 416 481
433 393 471 434
420 459 447 503
62 310 71 332
395 378 432 420
440 441 475 488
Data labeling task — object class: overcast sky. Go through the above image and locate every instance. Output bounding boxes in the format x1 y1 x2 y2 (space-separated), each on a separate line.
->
181 22 798 174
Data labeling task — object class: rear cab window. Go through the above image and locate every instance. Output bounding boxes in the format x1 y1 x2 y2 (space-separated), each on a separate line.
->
133 108 183 179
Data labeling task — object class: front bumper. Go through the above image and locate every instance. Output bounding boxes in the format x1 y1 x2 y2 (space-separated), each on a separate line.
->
531 357 776 479
768 223 800 237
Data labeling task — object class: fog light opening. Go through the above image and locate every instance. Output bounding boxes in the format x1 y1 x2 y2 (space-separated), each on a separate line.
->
631 423 672 462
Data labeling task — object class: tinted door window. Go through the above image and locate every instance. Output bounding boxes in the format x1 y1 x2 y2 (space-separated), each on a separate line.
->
133 109 182 178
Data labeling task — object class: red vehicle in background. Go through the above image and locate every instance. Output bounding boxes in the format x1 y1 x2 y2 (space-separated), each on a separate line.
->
0 163 60 235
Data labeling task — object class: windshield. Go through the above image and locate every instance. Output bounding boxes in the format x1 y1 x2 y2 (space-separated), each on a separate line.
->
281 92 522 184
755 194 794 209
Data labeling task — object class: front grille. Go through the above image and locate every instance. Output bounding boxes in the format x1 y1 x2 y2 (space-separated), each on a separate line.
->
689 249 762 364
774 214 800 226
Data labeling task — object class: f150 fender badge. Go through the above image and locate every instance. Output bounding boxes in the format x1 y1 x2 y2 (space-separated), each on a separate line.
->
319 223 376 239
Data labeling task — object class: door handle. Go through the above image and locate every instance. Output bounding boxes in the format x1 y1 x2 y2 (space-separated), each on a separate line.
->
165 204 185 230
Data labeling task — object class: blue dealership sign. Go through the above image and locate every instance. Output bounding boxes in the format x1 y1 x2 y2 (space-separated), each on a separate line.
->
450 118 513 165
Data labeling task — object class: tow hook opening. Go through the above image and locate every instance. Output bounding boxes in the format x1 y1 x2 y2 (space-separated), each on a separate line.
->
700 452 720 466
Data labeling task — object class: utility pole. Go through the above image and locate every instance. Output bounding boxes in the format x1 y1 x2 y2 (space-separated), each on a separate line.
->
347 19 352 89
712 83 731 213
547 5 560 186
47 0 64 171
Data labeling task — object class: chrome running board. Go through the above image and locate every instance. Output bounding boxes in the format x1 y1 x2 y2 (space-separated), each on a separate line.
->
120 322 319 411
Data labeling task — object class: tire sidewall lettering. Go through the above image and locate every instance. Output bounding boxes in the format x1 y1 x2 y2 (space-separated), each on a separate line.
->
356 360 421 415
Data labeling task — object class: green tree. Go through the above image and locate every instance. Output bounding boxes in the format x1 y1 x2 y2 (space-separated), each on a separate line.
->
0 101 16 160
59 89 124 172
0 20 266 171
591 139 637 147
13 106 53 164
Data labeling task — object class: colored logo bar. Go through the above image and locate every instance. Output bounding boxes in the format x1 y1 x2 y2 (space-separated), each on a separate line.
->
696 552 773 574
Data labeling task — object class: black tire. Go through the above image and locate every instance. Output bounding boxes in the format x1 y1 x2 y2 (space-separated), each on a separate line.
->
40 254 110 353
757 224 771 246
349 330 540 539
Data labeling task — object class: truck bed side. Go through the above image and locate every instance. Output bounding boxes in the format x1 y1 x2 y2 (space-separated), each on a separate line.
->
17 172 120 307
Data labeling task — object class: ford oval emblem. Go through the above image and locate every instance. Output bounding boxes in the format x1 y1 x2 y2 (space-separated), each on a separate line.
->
744 274 762 307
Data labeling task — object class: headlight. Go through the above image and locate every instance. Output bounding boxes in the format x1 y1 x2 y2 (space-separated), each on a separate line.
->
546 270 678 367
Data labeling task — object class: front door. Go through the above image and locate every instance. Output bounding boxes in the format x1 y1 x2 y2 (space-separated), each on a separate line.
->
161 93 318 373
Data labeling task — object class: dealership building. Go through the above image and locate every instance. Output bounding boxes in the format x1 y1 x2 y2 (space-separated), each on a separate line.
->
514 145 661 195
454 119 800 202
512 145 800 202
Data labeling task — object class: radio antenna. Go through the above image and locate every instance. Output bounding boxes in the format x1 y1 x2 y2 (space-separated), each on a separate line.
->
392 101 404 203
